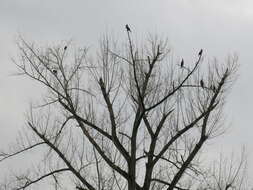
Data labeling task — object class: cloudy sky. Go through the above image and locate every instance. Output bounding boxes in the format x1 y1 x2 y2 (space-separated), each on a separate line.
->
0 0 253 186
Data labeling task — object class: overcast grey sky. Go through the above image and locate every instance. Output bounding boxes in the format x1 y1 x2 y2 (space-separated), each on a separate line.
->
0 0 253 186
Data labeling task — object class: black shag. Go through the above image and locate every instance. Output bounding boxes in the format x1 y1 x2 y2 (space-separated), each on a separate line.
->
198 49 203 57
180 59 184 68
64 46 67 50
99 77 105 89
200 79 204 88
125 24 131 32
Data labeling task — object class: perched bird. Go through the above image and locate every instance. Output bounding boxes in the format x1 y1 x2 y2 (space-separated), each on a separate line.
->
180 59 184 68
99 77 103 84
200 79 204 88
198 49 203 57
52 69 57 75
125 24 131 32
99 77 105 89
64 46 67 50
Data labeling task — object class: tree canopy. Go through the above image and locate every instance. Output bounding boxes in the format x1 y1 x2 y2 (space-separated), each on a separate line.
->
0 29 247 190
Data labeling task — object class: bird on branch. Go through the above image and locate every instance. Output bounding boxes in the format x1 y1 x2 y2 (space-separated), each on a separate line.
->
99 77 106 89
125 24 131 32
180 59 184 68
198 49 203 57
211 85 216 93
157 45 162 55
52 69 57 75
200 79 204 88
64 46 67 50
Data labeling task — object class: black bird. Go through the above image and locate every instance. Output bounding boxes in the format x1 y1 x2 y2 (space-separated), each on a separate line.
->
200 79 204 88
52 69 57 74
99 77 105 89
64 46 67 50
125 24 131 32
99 77 103 84
180 59 184 68
198 49 203 57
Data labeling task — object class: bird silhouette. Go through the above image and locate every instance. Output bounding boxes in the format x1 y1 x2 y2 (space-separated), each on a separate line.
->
125 24 131 32
52 69 57 74
180 59 184 68
99 77 105 89
198 49 203 57
64 46 67 50
200 79 204 88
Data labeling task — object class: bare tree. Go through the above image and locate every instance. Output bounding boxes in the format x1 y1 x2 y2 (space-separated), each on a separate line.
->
197 149 247 190
0 28 247 190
